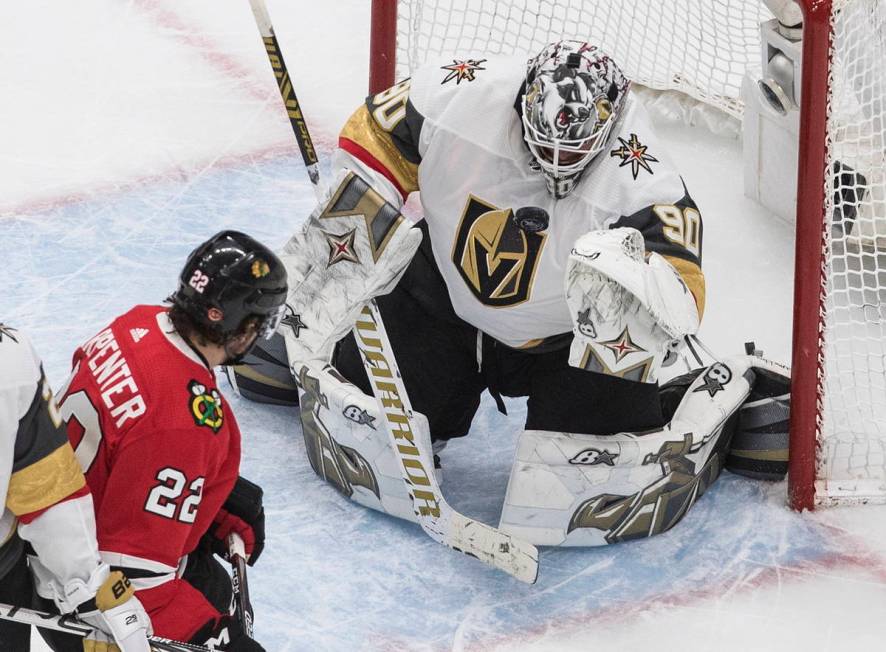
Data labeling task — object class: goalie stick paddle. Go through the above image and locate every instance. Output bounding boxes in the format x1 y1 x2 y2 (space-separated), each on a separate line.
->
227 532 255 638
0 602 211 652
246 0 539 584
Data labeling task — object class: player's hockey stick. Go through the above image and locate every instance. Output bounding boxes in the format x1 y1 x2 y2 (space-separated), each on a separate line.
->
227 532 255 638
247 0 320 199
247 0 539 583
0 602 210 652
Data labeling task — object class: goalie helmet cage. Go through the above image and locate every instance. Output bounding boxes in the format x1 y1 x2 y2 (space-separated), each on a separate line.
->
367 0 886 511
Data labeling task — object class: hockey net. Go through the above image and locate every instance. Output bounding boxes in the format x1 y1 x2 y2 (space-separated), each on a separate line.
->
368 0 886 508
804 0 886 505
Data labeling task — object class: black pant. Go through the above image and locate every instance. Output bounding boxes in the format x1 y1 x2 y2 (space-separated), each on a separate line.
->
0 542 33 651
335 220 665 440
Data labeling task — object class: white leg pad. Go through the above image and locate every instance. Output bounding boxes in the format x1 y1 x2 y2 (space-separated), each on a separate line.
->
499 355 756 546
296 360 430 523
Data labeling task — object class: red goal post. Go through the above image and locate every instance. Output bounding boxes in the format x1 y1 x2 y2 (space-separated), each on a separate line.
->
368 0 886 510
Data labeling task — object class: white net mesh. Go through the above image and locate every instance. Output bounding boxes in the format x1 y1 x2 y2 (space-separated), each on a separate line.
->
818 0 886 504
394 0 771 119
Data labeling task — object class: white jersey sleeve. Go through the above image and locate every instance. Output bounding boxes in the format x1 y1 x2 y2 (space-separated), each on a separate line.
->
0 325 107 613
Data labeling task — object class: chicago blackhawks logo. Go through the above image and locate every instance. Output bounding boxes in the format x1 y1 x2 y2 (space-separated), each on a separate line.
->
251 259 270 278
188 380 224 432
452 195 546 307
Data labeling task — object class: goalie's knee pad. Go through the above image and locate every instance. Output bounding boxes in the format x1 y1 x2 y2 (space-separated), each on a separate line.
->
499 355 756 546
295 360 427 523
224 331 299 406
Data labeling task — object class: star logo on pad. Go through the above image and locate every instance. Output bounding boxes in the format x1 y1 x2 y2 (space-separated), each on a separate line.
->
610 133 659 179
325 229 360 267
599 327 645 363
281 309 307 338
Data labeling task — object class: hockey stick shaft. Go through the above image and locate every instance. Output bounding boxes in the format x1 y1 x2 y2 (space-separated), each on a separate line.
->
246 0 538 584
227 532 255 638
248 0 321 196
0 602 210 652
354 304 538 583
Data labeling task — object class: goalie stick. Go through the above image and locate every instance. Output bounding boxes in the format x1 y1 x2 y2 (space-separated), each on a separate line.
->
0 602 210 652
247 0 539 584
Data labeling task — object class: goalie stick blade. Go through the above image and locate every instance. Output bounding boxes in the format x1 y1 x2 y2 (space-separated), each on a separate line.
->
444 511 539 584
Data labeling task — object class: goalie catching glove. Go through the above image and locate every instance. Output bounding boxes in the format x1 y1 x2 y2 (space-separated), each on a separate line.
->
278 169 422 363
566 227 699 383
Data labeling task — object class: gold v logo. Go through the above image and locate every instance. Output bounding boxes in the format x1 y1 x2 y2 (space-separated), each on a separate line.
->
451 195 546 307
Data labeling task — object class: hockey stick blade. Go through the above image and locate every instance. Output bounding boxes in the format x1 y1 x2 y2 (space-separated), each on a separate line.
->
356 302 539 584
440 509 539 584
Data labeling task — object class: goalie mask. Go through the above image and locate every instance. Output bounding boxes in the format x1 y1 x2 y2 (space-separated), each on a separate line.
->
521 41 631 199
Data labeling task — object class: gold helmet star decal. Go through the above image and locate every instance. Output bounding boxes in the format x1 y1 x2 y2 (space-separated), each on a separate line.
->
610 133 659 179
599 327 646 363
325 229 360 266
441 59 487 85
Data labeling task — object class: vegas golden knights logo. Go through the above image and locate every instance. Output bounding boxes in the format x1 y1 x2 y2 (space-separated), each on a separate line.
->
451 195 546 307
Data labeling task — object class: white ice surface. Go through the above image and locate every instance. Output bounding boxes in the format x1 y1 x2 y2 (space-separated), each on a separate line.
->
0 2 883 651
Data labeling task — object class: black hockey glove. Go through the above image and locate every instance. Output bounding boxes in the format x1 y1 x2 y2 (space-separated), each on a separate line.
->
193 614 265 651
206 476 266 565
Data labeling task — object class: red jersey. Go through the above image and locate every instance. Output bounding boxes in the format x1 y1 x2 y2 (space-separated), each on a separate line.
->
58 305 241 641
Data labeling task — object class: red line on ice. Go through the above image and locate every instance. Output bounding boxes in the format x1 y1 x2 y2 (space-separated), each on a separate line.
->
2 0 334 218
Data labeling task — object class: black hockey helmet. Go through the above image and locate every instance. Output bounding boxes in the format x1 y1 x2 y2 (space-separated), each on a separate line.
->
172 230 288 341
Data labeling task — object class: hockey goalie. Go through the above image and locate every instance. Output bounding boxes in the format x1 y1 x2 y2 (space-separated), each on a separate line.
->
236 40 790 547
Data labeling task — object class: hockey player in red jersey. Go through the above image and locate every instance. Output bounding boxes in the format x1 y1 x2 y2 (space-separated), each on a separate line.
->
274 40 790 549
0 324 152 651
45 231 287 651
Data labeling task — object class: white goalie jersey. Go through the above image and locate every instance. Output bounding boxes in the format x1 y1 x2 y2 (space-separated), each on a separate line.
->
335 54 705 348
